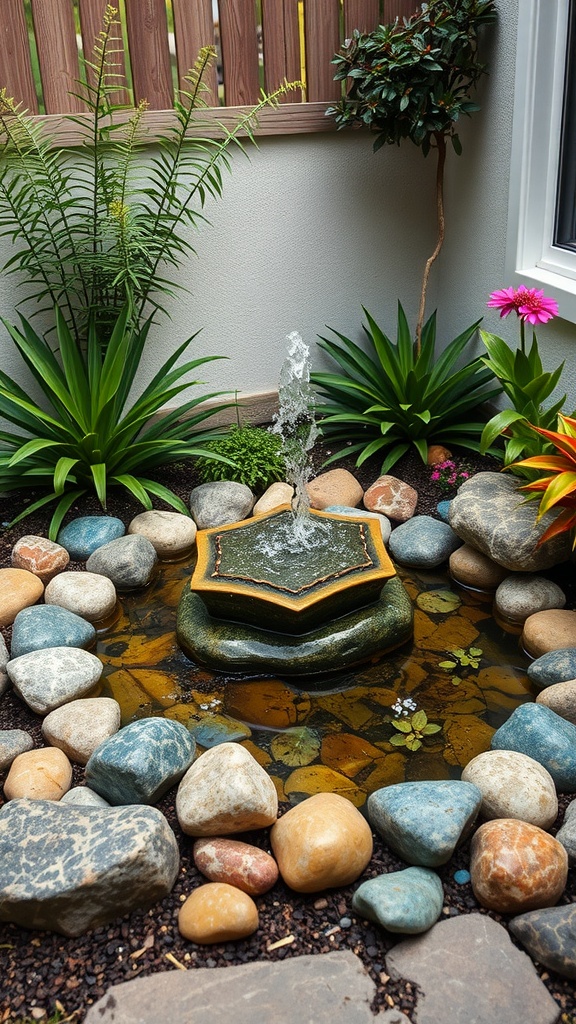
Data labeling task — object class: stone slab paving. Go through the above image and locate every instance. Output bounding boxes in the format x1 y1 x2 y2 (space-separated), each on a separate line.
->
85 950 393 1024
385 915 560 1024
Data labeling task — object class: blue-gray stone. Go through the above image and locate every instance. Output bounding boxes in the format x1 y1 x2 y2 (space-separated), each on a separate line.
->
367 780 482 867
491 703 576 792
510 904 576 980
187 713 251 748
57 516 125 560
86 535 157 591
0 729 34 772
437 500 452 522
553 798 576 865
352 867 443 934
527 648 576 691
85 718 196 805
10 605 96 659
388 515 461 568
324 505 391 544
454 869 471 885
0 798 179 936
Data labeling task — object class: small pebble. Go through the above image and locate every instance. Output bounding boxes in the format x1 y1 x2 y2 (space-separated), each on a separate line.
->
339 916 352 928
454 870 471 885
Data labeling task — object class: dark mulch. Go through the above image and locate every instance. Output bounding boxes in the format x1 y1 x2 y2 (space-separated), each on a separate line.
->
1 443 575 1023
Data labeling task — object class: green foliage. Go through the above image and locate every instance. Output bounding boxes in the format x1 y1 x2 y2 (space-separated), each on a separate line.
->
195 424 286 491
480 331 572 477
390 710 442 751
328 0 497 157
0 305 234 539
312 304 502 473
439 645 483 685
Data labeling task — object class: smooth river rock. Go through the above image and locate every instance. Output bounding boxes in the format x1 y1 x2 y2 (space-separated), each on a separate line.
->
555 799 576 865
461 749 558 829
536 680 576 725
363 475 418 522
0 632 8 695
510 903 576 980
470 818 568 913
491 703 576 792
128 510 197 560
367 780 482 867
449 543 508 590
388 515 461 568
41 697 121 765
193 838 278 895
10 605 96 659
528 648 576 690
7 646 103 714
448 472 572 570
0 567 44 627
495 574 566 624
324 505 392 544
270 792 373 893
252 482 294 516
176 743 278 836
0 799 179 936
11 534 70 583
189 481 255 529
60 786 110 808
0 729 34 772
57 516 126 560
85 718 196 805
307 469 364 510
178 882 259 944
44 571 117 623
522 609 576 658
352 866 443 935
86 535 158 591
4 747 72 801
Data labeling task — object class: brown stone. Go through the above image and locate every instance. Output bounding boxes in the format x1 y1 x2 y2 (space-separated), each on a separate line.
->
363 475 417 522
307 469 364 510
4 747 72 801
521 609 576 658
0 568 44 627
178 882 259 943
193 838 278 895
449 543 508 591
536 679 576 725
427 445 453 465
470 818 568 913
270 792 373 893
11 535 70 584
253 482 294 516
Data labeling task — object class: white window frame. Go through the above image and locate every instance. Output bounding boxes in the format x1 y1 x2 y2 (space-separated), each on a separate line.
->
506 0 576 321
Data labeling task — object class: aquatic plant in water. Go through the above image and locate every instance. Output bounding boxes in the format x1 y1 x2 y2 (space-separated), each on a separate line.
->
390 710 442 751
439 646 483 686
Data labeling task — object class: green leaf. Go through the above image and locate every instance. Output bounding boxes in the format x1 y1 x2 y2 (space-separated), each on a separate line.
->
270 727 320 767
422 723 442 735
411 709 428 732
392 718 412 733
390 733 408 746
439 660 457 669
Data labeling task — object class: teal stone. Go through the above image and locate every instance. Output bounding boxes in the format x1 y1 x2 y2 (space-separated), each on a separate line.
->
367 780 482 867
85 718 196 805
510 904 576 980
11 605 96 659
176 575 413 676
388 515 461 568
491 703 576 791
437 500 452 522
187 713 251 748
527 648 576 690
57 516 125 560
352 867 444 934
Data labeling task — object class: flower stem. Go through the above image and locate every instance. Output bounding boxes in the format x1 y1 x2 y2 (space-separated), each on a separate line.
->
520 318 526 354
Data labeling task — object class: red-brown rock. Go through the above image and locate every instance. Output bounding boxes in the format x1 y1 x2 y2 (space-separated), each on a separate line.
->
11 535 70 584
427 445 453 466
470 818 568 913
193 838 279 895
363 475 418 522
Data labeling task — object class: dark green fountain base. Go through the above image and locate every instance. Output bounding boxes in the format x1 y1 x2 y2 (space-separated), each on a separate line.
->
177 576 413 676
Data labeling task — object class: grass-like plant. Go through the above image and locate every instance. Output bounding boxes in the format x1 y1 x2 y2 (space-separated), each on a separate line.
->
195 424 286 492
512 413 576 548
0 304 234 538
312 303 501 473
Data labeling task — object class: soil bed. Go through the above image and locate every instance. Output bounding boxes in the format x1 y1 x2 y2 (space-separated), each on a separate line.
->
0 444 575 1023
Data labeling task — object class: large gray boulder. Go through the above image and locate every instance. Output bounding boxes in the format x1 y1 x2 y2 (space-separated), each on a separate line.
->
0 799 179 936
449 472 572 571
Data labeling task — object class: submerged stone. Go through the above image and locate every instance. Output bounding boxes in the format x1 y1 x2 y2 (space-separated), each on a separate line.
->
57 516 125 560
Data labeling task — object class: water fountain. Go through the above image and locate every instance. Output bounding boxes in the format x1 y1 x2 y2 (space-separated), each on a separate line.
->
176 333 414 675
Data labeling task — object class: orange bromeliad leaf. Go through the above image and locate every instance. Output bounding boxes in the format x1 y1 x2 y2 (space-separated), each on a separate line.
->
525 423 576 462
539 508 576 548
534 471 576 516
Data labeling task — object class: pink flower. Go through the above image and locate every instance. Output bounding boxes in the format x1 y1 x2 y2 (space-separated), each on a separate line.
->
487 285 558 324
487 286 520 318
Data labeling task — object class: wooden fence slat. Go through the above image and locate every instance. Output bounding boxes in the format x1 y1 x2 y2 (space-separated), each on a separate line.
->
344 0 380 37
218 0 260 107
124 0 173 110
303 0 340 102
262 0 302 102
30 0 84 113
383 1 420 22
0 0 38 112
172 0 218 107
78 0 130 107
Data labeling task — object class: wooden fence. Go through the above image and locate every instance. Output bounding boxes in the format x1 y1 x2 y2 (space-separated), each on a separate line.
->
0 1 419 138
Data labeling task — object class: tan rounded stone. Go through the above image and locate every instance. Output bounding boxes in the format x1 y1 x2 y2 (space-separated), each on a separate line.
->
449 543 508 591
41 697 121 765
127 510 197 560
427 445 453 465
521 610 576 658
4 747 72 801
176 743 278 836
193 837 279 895
11 535 70 584
306 469 364 510
0 568 44 627
470 818 568 913
270 792 373 893
252 482 294 516
44 571 117 623
461 749 558 829
363 475 417 522
178 882 258 943
536 679 576 725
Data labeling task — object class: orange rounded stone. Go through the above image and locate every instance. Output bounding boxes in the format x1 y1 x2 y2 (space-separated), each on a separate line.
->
178 883 259 943
470 818 568 913
4 747 72 801
270 792 373 893
0 568 44 627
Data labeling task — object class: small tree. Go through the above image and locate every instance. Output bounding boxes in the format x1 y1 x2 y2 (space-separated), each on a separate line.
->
328 0 497 353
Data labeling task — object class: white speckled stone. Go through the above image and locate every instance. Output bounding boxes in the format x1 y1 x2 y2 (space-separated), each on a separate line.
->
176 742 278 836
44 571 117 623
86 535 158 591
7 646 103 715
461 749 558 829
41 697 121 765
128 510 197 560
60 786 110 808
495 575 566 625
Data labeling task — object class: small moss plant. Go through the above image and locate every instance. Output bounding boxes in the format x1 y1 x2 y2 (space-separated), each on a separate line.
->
439 646 483 685
195 424 286 491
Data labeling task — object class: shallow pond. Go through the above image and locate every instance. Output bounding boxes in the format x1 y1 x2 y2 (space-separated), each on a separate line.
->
96 555 533 809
